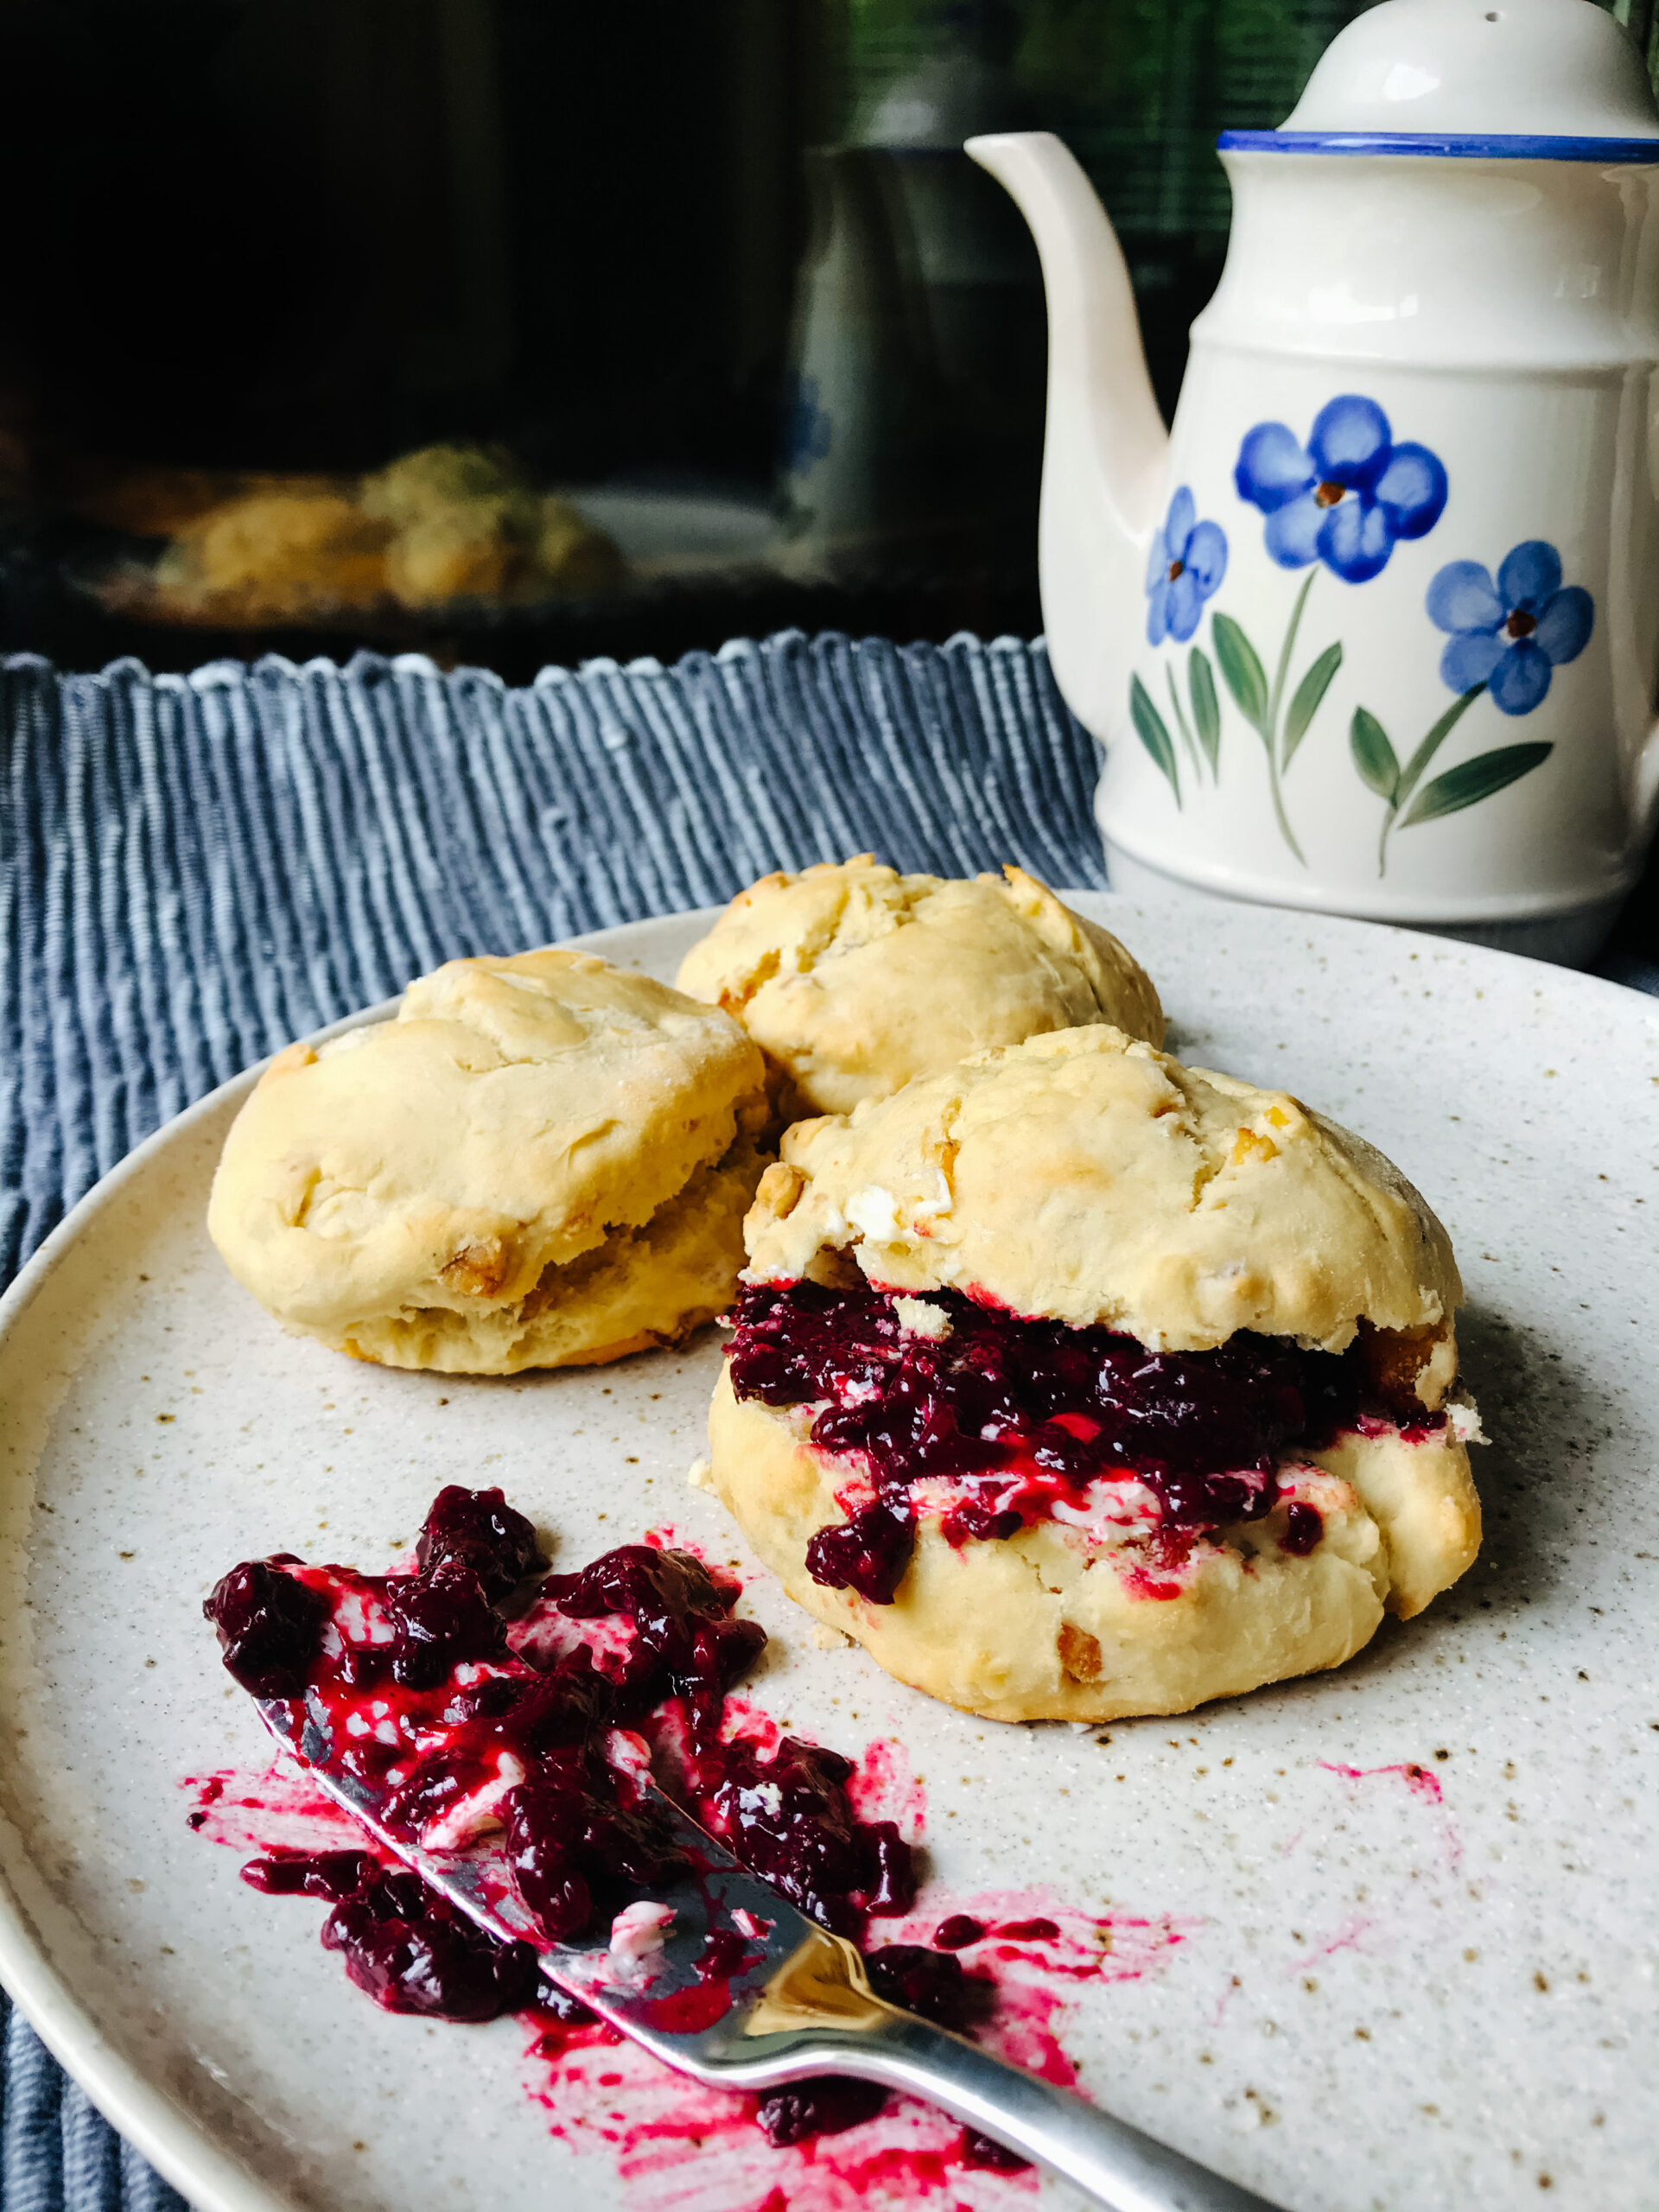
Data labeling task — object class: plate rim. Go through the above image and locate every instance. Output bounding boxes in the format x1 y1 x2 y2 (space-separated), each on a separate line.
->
0 894 1653 2212
0 994 416 2212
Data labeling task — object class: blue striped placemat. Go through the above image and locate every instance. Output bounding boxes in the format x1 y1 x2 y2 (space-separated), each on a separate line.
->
1 632 1105 1286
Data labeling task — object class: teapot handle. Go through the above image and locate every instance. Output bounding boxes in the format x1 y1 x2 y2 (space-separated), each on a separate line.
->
1639 711 1659 844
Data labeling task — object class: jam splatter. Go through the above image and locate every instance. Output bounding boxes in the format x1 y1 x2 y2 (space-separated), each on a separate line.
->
191 1485 1198 2208
1287 1916 1372 1974
842 1733 926 1843
1317 1756 1463 1872
726 1281 1440 1601
516 1887 1197 2212
181 1760 372 1858
1327 1751 1442 1804
1317 1758 1443 1805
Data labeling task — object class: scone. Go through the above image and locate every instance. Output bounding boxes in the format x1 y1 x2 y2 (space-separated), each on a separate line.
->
704 1025 1481 1722
676 856 1162 1120
209 950 767 1373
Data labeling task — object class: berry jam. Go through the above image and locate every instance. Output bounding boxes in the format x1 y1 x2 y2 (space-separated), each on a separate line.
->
1280 1501 1324 1557
204 1558 331 1697
204 1486 918 2107
728 1281 1438 1602
416 1483 547 1601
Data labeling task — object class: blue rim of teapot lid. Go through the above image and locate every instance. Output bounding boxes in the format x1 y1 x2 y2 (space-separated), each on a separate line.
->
1219 129 1659 162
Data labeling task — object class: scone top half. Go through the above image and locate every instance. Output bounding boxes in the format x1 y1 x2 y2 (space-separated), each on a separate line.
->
209 950 767 1374
676 855 1164 1122
708 1025 1482 1724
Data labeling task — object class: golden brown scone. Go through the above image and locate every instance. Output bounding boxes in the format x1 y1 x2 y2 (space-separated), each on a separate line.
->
747 1024 1460 1355
208 950 766 1373
675 857 1162 1119
706 1023 1480 1723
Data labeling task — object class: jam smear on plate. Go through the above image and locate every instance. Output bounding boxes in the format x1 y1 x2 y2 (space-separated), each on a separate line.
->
727 1281 1441 1601
205 1485 973 2146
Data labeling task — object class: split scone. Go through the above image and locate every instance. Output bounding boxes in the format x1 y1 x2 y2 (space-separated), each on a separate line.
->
676 856 1162 1121
705 1026 1481 1722
209 949 767 1373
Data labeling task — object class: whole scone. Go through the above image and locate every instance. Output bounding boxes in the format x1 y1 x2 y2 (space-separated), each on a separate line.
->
705 1025 1482 1723
676 856 1162 1119
209 949 767 1373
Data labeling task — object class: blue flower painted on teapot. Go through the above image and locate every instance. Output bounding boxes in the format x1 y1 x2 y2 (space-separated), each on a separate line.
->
1350 539 1593 874
1427 542 1593 715
1235 396 1447 584
1128 394 1450 857
1128 399 1589 874
1143 488 1227 646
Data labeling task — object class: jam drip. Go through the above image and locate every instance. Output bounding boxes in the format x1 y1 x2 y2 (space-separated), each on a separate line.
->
204 1487 916 2045
728 1281 1433 1601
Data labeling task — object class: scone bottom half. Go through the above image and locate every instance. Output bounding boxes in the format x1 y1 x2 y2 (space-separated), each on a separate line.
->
704 1024 1483 1725
207 947 770 1375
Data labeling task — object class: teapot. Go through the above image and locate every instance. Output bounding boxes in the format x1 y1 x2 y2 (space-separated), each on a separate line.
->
969 0 1659 960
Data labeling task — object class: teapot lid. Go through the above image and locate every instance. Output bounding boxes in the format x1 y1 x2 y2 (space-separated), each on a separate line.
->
1226 0 1659 160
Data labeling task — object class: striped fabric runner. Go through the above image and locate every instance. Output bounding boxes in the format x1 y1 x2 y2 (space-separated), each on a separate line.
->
2 632 1103 1287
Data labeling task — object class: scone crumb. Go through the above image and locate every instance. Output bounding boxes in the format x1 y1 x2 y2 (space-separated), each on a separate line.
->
812 1624 854 1650
686 1456 715 1491
893 1296 952 1342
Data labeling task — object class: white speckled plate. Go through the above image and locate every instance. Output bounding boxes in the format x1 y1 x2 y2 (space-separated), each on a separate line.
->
2 899 1656 2212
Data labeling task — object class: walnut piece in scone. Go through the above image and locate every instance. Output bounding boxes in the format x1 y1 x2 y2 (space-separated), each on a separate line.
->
675 855 1163 1121
208 949 767 1373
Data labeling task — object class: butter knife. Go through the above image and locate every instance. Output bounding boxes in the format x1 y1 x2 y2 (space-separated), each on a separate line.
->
256 1695 1281 2212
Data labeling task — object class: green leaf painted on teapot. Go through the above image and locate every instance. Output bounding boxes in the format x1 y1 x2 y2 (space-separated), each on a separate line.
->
1399 742 1553 826
1211 613 1269 738
1188 649 1220 776
1129 673 1181 805
1284 642 1343 768
1349 707 1400 802
1393 687 1483 816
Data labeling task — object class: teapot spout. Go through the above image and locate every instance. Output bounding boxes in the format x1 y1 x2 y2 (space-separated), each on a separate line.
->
965 131 1166 739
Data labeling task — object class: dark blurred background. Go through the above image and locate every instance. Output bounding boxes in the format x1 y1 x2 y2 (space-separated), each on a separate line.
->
8 0 1652 684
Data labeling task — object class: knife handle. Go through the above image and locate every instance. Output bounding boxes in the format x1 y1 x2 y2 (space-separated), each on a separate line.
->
757 2013 1287 2212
